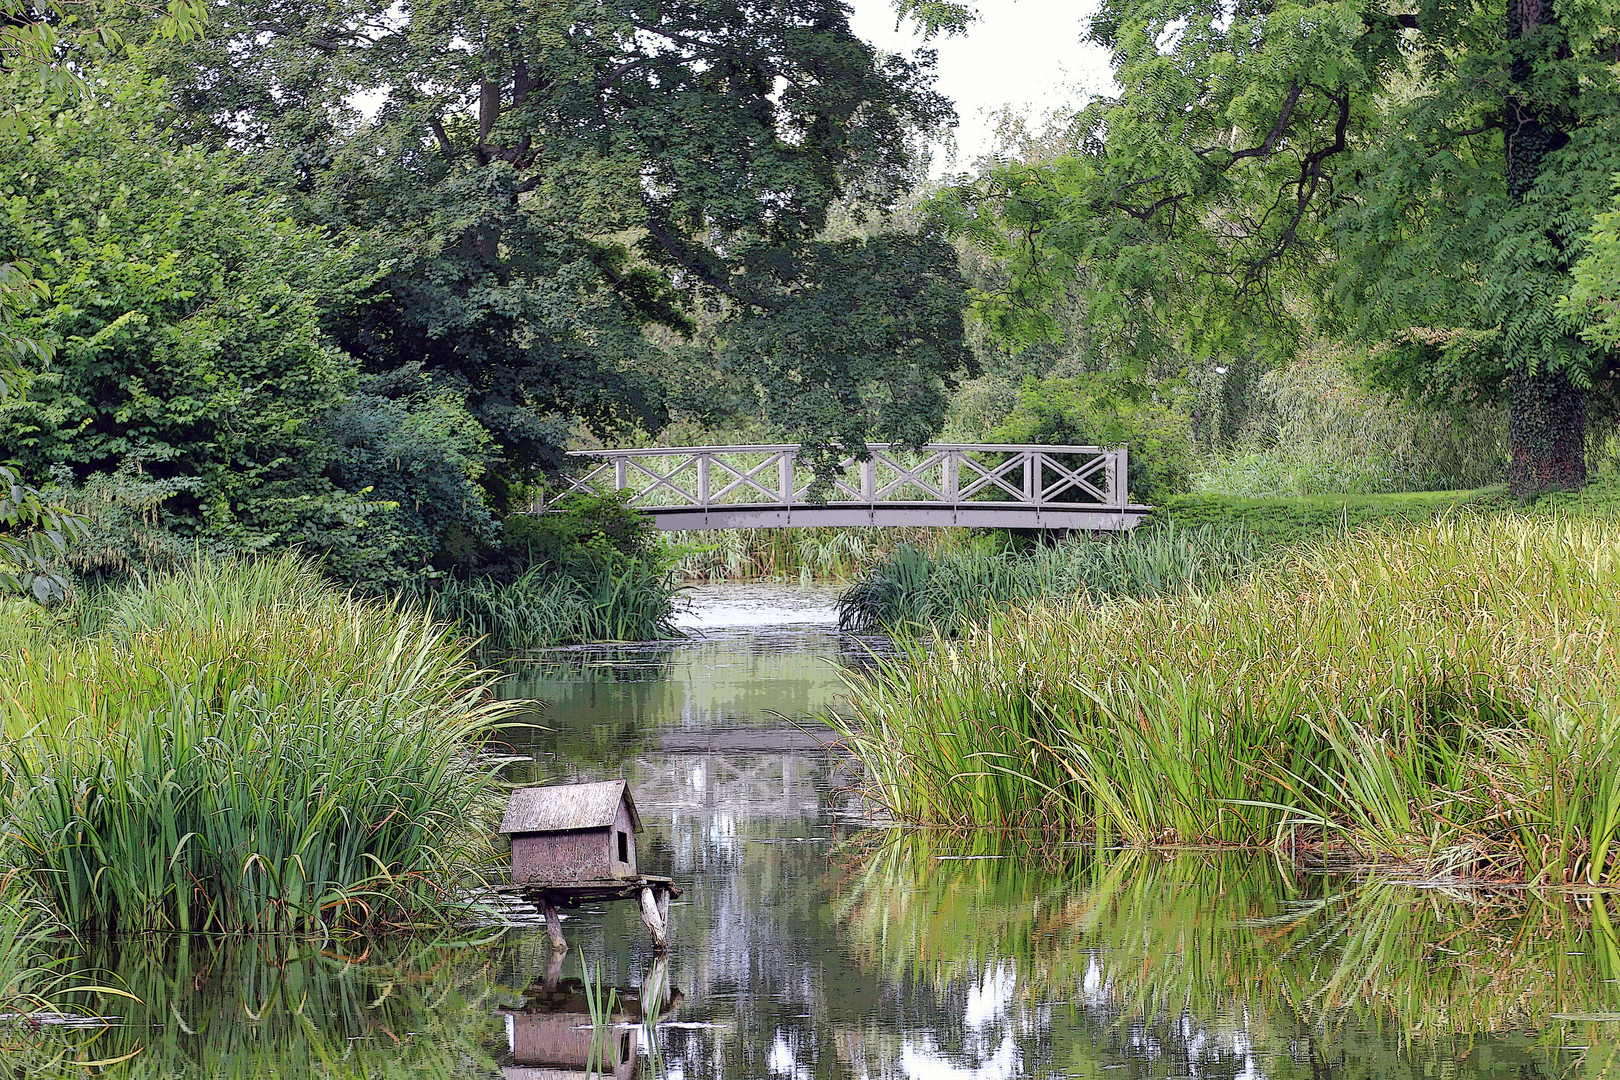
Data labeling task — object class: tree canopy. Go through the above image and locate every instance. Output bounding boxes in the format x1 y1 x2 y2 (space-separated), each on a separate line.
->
132 0 969 482
918 0 1620 496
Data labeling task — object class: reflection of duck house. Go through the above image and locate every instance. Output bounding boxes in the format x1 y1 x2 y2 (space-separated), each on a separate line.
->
500 780 681 952
499 964 682 1080
501 1007 638 1080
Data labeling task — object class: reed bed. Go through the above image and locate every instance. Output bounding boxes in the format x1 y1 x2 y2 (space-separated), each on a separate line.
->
836 524 1265 634
671 526 974 583
833 515 1620 884
1 555 518 934
406 558 680 651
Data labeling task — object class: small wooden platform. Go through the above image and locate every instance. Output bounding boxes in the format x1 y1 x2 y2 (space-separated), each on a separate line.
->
521 875 682 954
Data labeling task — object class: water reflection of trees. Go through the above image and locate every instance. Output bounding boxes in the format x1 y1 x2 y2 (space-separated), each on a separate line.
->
832 833 1620 1079
51 934 516 1079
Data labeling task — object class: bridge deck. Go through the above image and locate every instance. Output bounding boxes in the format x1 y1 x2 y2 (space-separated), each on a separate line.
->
553 444 1152 531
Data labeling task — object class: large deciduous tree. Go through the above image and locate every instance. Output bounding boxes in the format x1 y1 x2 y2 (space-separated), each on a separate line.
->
135 0 969 482
914 0 1620 497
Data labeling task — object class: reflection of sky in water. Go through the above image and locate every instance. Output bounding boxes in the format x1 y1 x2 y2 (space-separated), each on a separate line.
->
51 584 1620 1079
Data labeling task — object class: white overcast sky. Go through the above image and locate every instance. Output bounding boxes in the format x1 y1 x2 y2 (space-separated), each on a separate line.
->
846 0 1115 174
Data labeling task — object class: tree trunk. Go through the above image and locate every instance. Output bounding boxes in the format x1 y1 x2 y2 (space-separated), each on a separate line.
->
1508 365 1586 496
1504 0 1584 498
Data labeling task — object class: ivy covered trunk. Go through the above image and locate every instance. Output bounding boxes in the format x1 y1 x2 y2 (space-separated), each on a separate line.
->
1505 0 1583 498
1508 366 1586 495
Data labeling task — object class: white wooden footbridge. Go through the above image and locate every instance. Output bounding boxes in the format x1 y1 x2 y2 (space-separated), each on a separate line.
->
552 444 1151 531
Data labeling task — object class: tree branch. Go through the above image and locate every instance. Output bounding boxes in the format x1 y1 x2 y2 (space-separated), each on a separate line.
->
428 117 456 161
1198 81 1303 163
643 210 751 305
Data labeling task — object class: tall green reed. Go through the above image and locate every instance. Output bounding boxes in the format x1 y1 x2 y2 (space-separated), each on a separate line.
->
581 958 620 1077
834 516 1620 882
407 557 681 651
836 523 1265 634
2 555 520 933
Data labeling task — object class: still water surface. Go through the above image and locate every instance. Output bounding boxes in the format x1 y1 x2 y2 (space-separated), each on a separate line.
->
60 585 1620 1077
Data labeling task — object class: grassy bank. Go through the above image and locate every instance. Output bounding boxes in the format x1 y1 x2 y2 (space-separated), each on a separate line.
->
1160 485 1507 545
836 524 1266 635
833 515 1620 884
2 556 517 934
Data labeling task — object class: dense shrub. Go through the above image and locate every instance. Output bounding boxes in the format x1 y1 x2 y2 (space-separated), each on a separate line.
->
1193 356 1507 496
501 490 662 572
0 74 504 595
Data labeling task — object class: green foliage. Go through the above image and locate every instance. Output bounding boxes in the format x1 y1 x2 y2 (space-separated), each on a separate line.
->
0 74 509 592
836 525 1262 635
1566 178 1620 351
0 0 207 397
2 554 517 933
727 234 971 476
1194 356 1508 496
0 465 84 603
835 515 1620 885
316 372 499 587
992 375 1194 503
0 76 353 553
503 491 661 572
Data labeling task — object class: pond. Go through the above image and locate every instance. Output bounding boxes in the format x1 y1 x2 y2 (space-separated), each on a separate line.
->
49 584 1620 1078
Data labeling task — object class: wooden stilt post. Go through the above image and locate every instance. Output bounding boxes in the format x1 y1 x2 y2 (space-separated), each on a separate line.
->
541 899 567 954
638 886 668 953
655 884 670 930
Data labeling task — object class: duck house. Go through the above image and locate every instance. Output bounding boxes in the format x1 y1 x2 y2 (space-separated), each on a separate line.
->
501 779 680 952
501 779 641 885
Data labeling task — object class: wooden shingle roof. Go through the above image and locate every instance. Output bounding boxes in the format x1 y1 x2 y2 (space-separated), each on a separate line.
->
500 779 642 834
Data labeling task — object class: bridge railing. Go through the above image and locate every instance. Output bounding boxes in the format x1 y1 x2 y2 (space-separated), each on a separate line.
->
550 444 1129 512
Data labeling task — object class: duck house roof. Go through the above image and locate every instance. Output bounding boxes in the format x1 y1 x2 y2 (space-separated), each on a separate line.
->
500 779 642 835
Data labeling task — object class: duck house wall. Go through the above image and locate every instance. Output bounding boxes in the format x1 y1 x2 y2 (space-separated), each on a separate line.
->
611 799 638 878
510 810 637 885
511 828 611 885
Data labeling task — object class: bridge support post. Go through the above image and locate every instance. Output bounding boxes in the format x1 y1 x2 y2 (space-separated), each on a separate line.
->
779 452 794 503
